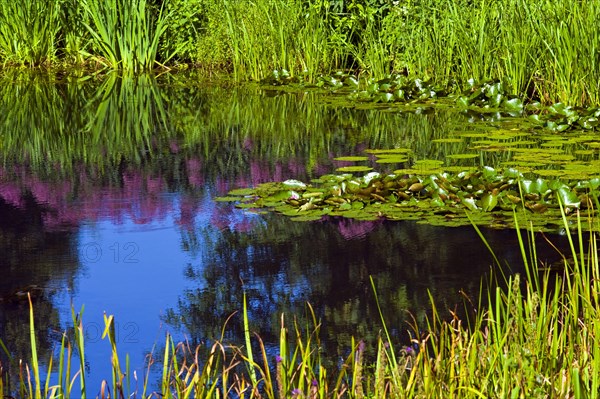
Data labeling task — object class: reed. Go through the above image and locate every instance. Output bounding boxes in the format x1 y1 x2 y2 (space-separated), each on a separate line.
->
0 0 598 105
221 0 342 82
81 0 173 71
0 0 61 66
379 0 600 105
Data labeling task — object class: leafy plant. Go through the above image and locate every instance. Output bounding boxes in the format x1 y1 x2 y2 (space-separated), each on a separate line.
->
0 0 61 66
80 0 175 71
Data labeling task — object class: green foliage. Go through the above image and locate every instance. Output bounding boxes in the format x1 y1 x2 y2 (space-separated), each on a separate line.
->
0 0 61 66
160 0 231 67
58 0 91 65
0 0 598 105
80 0 173 71
378 0 600 105
221 166 600 232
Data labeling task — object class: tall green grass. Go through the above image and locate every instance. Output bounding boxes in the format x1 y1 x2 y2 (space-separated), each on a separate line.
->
221 0 340 82
81 0 174 71
382 0 600 105
0 0 599 105
0 0 61 66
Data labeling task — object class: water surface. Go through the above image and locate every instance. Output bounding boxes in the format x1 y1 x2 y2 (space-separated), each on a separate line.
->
0 72 574 391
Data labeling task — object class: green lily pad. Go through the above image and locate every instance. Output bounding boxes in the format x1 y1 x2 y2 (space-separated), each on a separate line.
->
375 157 409 164
365 148 411 154
214 196 243 202
235 202 259 209
447 153 478 159
336 166 374 173
480 193 498 211
334 156 369 162
283 179 307 189
556 186 581 208
228 188 256 196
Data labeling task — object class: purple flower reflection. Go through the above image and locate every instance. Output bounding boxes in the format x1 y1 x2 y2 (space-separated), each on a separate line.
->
186 158 205 188
0 183 24 208
337 219 380 240
169 139 180 153
312 162 330 177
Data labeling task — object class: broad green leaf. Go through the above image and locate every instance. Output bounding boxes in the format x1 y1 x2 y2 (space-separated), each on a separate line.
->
461 197 479 211
480 193 498 212
556 187 580 208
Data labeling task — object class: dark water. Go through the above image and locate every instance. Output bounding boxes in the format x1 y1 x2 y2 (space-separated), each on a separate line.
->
0 72 572 392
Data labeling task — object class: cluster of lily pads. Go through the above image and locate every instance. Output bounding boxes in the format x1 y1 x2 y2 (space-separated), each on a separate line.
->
216 167 600 232
528 102 600 132
319 72 448 103
457 79 524 113
260 69 305 85
261 70 600 132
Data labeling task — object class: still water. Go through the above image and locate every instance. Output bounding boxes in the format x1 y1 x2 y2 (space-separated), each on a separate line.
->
0 72 571 392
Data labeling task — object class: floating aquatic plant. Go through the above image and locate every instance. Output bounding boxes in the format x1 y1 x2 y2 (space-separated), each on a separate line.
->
217 168 600 232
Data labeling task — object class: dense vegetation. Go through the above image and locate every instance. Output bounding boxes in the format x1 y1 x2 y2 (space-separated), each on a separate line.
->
2 1 600 397
1 0 599 105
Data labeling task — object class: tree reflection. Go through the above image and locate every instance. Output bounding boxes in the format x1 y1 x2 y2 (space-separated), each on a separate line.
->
163 207 535 357
0 196 78 386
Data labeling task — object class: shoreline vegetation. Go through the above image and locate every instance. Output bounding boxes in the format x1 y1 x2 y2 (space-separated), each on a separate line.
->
0 0 599 107
1 209 599 398
2 0 600 397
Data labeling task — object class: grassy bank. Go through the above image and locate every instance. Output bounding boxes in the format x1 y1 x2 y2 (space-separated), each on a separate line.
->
1 207 598 398
0 0 599 105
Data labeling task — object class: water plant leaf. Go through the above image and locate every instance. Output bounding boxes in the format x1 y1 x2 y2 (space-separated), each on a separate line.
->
461 197 479 211
556 187 581 208
480 192 498 211
336 166 373 173
228 188 256 196
502 98 523 112
214 196 243 202
334 156 369 161
375 156 409 164
283 179 307 189
365 148 411 154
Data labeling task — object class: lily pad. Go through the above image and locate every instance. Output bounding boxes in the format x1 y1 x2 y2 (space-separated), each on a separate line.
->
375 157 409 164
336 166 374 173
334 156 369 162
446 153 478 159
228 188 256 196
365 148 412 154
214 196 243 202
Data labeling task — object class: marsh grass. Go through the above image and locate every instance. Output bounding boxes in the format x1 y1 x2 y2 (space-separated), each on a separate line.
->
81 0 173 71
221 0 341 82
0 0 599 104
0 0 61 66
382 0 600 105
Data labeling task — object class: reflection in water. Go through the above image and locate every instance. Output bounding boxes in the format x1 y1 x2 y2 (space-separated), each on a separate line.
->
164 210 556 359
0 72 575 391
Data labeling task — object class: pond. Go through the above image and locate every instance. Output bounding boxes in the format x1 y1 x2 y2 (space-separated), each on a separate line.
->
0 72 583 393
